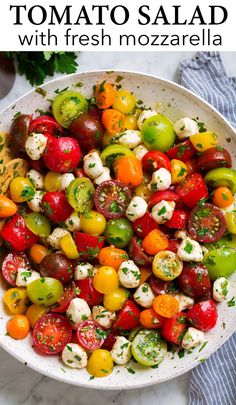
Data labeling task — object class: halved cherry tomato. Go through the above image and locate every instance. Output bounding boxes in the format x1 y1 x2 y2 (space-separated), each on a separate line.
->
187 203 226 243
2 252 31 286
95 82 116 109
128 236 152 266
76 278 103 306
212 186 234 209
171 159 187 184
94 180 131 219
42 191 73 223
99 246 128 271
6 314 30 340
175 173 208 208
162 312 187 345
1 214 39 251
197 147 232 172
0 196 17 218
167 140 196 162
73 232 105 261
132 212 158 238
29 115 63 136
186 300 218 331
190 131 217 152
178 262 212 301
149 274 176 295
142 150 171 173
114 155 143 187
165 209 188 229
102 109 125 134
33 313 72 354
148 190 179 210
113 299 140 331
142 229 169 255
29 244 48 264
39 252 74 286
77 320 107 350
51 282 76 313
153 294 179 318
140 308 164 329
43 136 81 173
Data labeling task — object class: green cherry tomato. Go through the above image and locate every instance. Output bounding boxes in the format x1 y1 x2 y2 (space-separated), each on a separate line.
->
204 234 236 250
204 168 236 194
105 218 134 248
100 145 134 168
52 90 88 128
203 247 236 280
24 212 51 237
141 114 175 152
66 177 95 213
131 329 167 366
27 277 63 306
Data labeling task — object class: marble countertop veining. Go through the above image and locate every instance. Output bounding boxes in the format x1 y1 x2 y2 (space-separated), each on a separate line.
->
0 51 235 405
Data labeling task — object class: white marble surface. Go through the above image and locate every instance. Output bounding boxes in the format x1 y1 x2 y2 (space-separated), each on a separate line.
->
0 51 235 405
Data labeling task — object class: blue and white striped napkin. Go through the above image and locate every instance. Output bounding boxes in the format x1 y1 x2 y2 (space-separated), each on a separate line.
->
179 51 236 405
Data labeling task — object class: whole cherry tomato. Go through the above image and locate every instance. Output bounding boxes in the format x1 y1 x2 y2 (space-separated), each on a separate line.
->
1 214 38 251
142 150 171 173
162 313 187 345
76 278 103 307
102 109 125 134
165 209 188 229
178 262 212 301
132 212 158 238
39 252 74 286
175 173 208 208
42 191 73 223
10 114 31 155
95 82 116 109
186 300 218 331
114 156 143 188
113 299 140 331
43 136 81 173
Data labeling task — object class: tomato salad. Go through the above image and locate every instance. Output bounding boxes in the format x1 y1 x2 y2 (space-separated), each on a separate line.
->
0 82 236 379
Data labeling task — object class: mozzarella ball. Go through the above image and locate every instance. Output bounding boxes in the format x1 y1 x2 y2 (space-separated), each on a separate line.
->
25 133 47 160
74 262 94 280
118 260 141 288
213 277 230 302
182 327 205 350
83 151 104 179
111 336 132 365
118 130 142 149
133 283 155 308
137 110 157 130
66 298 91 327
62 343 88 369
177 237 203 262
151 200 175 224
148 168 172 192
173 293 194 311
126 196 147 222
60 173 75 191
94 167 111 186
27 169 44 189
174 117 199 140
65 211 81 232
47 227 69 250
133 144 149 161
16 268 40 287
27 190 44 212
92 305 116 329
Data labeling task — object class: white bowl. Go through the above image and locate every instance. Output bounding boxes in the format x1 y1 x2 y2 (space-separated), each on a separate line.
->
0 70 236 390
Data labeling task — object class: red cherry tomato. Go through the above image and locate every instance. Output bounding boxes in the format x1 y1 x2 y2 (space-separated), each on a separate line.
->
42 191 73 223
148 190 179 210
186 300 218 331
29 115 63 136
175 173 208 208
2 252 31 286
167 239 180 254
102 329 119 351
77 320 106 350
73 232 105 261
167 140 196 162
165 209 188 229
33 313 72 354
74 168 86 178
76 278 103 307
178 262 212 301
69 108 104 151
43 136 81 173
113 299 140 331
142 150 171 173
185 158 198 175
128 236 152 266
197 147 232 172
51 282 76 313
39 252 74 286
149 274 176 295
1 214 39 251
132 212 158 238
162 313 187 345
94 180 131 220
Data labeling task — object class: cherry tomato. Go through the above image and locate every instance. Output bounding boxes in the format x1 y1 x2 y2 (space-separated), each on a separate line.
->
95 81 116 109
28 157 47 174
142 229 169 256
102 109 125 134
44 171 62 192
186 300 218 331
39 252 74 286
103 287 129 311
105 218 134 248
24 213 51 238
102 329 119 350
69 108 104 151
93 266 119 294
59 233 79 260
4 287 28 314
114 155 143 187
150 274 176 295
141 114 175 152
132 212 158 238
162 313 187 345
167 239 180 254
153 294 179 318
212 186 234 209
33 313 72 354
77 320 106 350
0 196 17 218
94 180 131 219
87 349 113 377
113 299 140 331
29 244 48 264
171 159 187 184
51 282 76 313
27 277 63 307
175 173 208 208
26 304 48 328
152 250 183 281
43 137 81 173
73 232 105 261
76 278 103 306
52 90 88 129
165 209 188 229
134 183 153 202
190 131 217 152
197 147 232 172
99 246 128 271
167 140 196 162
178 262 212 301
148 190 179 210
42 191 73 223
185 158 198 175
140 308 164 329
142 150 171 173
139 267 152 286
10 177 35 203
29 115 63 137
6 314 30 340
113 89 136 114
2 252 31 286
10 114 31 155
128 236 152 266
1 214 39 251
188 203 226 243
66 177 95 214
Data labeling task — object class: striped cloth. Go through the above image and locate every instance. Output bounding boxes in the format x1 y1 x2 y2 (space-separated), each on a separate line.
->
178 51 236 405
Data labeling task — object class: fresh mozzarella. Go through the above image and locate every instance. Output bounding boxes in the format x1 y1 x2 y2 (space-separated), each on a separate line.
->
16 268 40 287
133 283 155 308
126 196 147 222
60 173 75 191
62 343 88 369
174 117 199 140
65 211 81 232
133 144 149 161
174 230 188 240
148 168 172 192
111 336 132 365
27 169 44 189
118 130 142 149
182 327 205 350
137 110 157 130
177 237 203 262
173 293 194 311
213 277 230 302
66 298 91 327
118 260 141 288
92 305 116 329
47 227 69 250
25 133 47 160
151 200 175 224
74 262 94 280
94 167 111 185
83 151 104 179
27 190 44 212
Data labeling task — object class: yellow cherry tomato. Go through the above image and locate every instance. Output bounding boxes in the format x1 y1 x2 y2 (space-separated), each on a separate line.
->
93 266 119 294
134 183 153 202
113 89 136 114
190 131 217 152
80 210 106 235
44 171 62 192
171 159 187 184
60 233 79 259
152 251 183 281
87 349 114 377
4 288 28 314
26 304 48 328
10 177 35 203
225 211 236 234
103 287 129 311
124 114 139 130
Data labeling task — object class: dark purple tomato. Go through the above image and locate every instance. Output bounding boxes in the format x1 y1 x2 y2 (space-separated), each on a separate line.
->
39 252 74 286
10 114 31 155
69 108 104 151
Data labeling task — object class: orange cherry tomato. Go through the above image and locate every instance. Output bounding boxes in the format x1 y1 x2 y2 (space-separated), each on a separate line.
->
114 155 143 187
0 196 17 218
95 82 116 109
142 229 168 255
99 246 128 271
153 294 179 318
212 186 234 209
102 109 125 134
29 244 48 264
6 314 30 339
139 267 152 286
139 308 164 329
